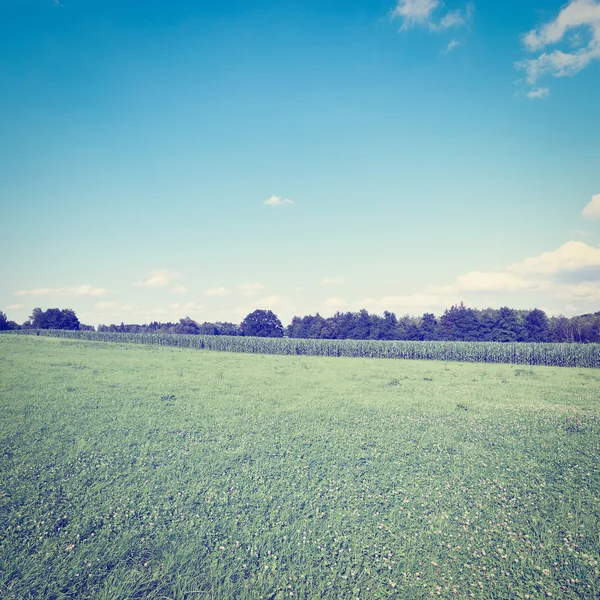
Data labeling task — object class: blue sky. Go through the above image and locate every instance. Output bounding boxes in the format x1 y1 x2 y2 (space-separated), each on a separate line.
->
1 0 599 326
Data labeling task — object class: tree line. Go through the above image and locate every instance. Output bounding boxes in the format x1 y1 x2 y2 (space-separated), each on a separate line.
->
1 304 599 343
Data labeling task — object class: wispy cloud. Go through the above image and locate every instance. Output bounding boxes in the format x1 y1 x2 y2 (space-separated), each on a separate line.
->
6 304 24 310
392 0 473 33
253 295 281 309
515 0 600 93
322 276 346 285
264 195 294 208
204 286 229 296
443 38 462 53
361 293 444 314
239 282 265 296
582 194 600 219
324 297 348 310
135 269 181 288
526 87 550 99
170 302 204 313
170 285 188 295
14 285 108 297
94 301 118 310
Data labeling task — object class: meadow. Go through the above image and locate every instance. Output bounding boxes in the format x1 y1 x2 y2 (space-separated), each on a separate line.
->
1 335 599 599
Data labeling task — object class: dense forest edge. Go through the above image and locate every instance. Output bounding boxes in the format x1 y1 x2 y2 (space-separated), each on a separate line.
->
2 304 600 343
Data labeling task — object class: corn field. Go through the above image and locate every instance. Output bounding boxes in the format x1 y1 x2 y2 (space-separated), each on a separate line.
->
4 329 600 367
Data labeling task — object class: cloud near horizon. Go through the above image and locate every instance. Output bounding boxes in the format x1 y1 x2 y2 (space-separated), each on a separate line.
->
14 285 108 298
322 276 346 285
204 286 229 296
358 240 600 316
239 282 265 296
516 0 600 93
135 269 181 288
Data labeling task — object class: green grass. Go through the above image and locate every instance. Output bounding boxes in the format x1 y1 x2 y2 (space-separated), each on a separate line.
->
1 335 599 599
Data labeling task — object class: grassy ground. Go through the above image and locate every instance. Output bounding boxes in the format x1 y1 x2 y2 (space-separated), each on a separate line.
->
1 335 599 599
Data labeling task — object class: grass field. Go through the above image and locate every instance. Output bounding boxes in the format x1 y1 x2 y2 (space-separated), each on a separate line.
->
1 335 599 599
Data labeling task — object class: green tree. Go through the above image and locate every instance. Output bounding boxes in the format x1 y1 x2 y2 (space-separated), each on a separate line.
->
492 307 524 342
0 311 15 331
524 309 549 342
241 310 284 337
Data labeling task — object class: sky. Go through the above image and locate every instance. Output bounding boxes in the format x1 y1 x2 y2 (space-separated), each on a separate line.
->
1 0 599 327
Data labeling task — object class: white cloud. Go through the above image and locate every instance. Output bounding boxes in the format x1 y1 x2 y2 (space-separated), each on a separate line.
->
523 0 600 51
557 281 600 302
440 271 533 293
264 195 294 207
322 276 346 285
94 301 119 310
582 194 600 219
170 285 188 295
392 0 473 32
443 38 462 53
361 293 443 313
204 286 229 296
14 285 108 297
135 269 181 288
170 302 205 313
507 241 600 276
526 87 550 99
516 0 600 89
253 295 281 309
437 10 468 30
425 240 600 309
393 0 439 29
93 302 138 312
239 282 265 296
6 304 24 310
324 297 348 309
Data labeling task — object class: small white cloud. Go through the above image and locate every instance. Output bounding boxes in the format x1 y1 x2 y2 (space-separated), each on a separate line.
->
6 304 24 310
170 285 188 295
393 0 439 28
13 288 52 297
526 87 550 99
170 302 204 312
239 282 265 296
94 301 118 310
516 0 600 92
393 0 473 32
135 269 181 288
204 286 229 296
443 38 462 53
253 295 281 309
322 276 346 285
582 194 600 219
14 285 108 297
324 297 348 309
264 195 294 207
435 7 471 31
